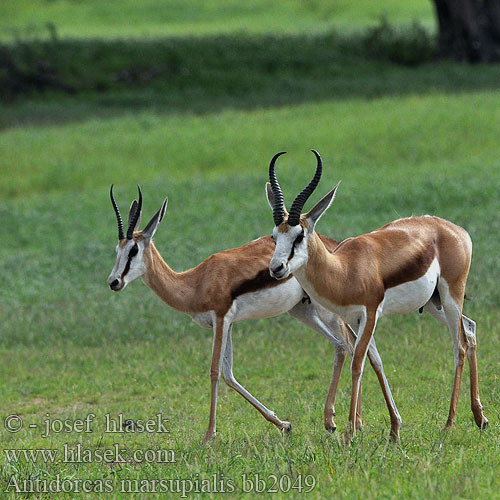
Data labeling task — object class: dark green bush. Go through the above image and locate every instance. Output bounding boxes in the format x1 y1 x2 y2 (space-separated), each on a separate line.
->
0 21 435 99
361 18 435 66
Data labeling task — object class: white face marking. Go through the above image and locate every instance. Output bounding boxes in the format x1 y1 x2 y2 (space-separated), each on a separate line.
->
379 258 441 317
269 224 310 279
107 239 147 291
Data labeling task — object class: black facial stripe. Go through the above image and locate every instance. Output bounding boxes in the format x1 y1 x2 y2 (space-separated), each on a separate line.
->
121 245 138 279
287 231 303 262
294 232 304 245
121 257 132 279
129 244 138 258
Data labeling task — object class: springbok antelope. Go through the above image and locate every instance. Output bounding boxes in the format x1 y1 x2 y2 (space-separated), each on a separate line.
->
107 185 398 444
266 150 488 441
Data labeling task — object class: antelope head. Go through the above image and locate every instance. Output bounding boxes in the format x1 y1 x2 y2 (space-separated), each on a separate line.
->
108 185 168 291
266 150 340 279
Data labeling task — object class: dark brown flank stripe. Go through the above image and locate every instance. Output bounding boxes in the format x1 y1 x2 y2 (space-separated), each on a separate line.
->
231 234 339 300
231 269 294 300
382 245 436 290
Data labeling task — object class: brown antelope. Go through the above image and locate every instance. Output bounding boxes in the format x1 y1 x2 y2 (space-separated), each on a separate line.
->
107 185 399 444
267 150 488 441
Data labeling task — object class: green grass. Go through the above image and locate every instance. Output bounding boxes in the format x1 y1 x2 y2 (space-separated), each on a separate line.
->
1 84 500 498
0 0 434 40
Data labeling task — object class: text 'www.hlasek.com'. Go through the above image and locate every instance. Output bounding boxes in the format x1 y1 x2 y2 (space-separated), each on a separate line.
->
2 412 317 495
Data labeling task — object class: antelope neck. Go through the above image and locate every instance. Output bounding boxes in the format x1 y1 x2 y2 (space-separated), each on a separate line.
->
142 242 198 313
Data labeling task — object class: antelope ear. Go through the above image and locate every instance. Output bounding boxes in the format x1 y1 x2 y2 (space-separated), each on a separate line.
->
265 182 289 216
142 197 168 243
128 200 142 233
305 181 340 229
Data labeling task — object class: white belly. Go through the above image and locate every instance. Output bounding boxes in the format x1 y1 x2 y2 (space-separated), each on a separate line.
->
379 258 440 317
231 277 304 322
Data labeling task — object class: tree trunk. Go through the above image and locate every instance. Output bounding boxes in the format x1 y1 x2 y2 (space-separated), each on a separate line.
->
432 0 500 62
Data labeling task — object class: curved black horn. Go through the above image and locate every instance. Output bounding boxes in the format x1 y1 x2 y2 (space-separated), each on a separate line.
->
127 184 143 239
268 151 287 226
288 149 322 226
110 185 125 240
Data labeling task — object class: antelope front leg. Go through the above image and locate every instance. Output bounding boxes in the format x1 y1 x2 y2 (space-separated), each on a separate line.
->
344 324 365 432
366 338 402 441
347 311 378 442
348 323 403 440
342 322 401 438
323 341 362 433
202 315 230 445
221 326 291 434
323 348 347 432
288 301 349 432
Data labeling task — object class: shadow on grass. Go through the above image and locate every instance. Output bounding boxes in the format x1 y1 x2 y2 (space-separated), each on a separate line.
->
2 27 500 130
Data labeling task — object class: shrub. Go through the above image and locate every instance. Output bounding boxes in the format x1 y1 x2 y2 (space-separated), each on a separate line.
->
0 21 436 99
360 18 435 66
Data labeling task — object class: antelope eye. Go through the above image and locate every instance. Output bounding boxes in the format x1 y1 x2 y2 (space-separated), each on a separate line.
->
129 245 139 258
294 233 304 245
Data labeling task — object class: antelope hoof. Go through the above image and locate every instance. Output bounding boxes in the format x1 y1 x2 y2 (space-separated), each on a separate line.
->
202 430 217 445
281 422 292 435
325 423 337 433
324 414 336 432
477 415 489 430
389 429 400 443
443 416 456 430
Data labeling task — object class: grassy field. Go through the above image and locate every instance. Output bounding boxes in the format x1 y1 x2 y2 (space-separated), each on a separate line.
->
1 90 500 499
2 1 500 499
1 0 434 40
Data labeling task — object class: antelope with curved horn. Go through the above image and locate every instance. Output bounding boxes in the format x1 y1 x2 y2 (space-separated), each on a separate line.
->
267 150 488 441
107 184 398 444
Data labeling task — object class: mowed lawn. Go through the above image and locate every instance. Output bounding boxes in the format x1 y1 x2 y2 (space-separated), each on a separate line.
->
1 83 500 499
0 0 434 40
